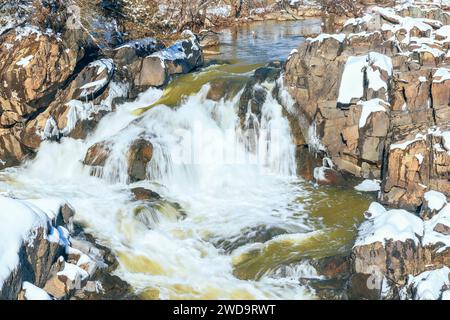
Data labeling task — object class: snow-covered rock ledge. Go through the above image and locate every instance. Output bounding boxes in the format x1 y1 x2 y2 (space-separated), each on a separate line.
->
349 193 450 300
0 195 132 300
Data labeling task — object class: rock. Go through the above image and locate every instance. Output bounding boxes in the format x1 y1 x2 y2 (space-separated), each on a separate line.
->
43 275 67 299
282 4 450 195
133 56 168 88
127 138 153 182
0 227 64 299
163 34 204 75
83 141 112 167
131 187 161 201
434 223 450 235
198 30 220 48
206 77 245 101
420 190 448 220
238 65 282 129
112 38 165 66
350 200 450 299
380 131 450 211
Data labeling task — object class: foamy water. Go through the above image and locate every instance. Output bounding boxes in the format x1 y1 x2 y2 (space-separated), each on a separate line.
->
0 75 322 299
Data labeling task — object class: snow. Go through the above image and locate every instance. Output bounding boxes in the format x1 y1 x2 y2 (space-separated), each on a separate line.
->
390 133 426 150
338 53 392 105
57 262 89 282
80 78 109 98
22 282 52 300
88 59 114 76
15 55 33 67
442 131 450 152
406 267 450 300
355 206 424 246
415 153 424 164
443 290 450 300
355 179 381 192
424 190 447 211
436 25 450 40
206 5 231 17
357 99 388 128
150 36 199 62
433 68 450 83
364 202 387 220
0 196 50 287
414 44 445 58
423 204 450 250
308 33 346 43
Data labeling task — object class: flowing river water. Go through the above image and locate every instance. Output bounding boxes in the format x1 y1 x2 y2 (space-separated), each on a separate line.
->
0 20 374 299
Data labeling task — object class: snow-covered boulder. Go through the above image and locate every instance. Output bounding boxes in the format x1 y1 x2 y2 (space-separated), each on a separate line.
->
0 196 72 299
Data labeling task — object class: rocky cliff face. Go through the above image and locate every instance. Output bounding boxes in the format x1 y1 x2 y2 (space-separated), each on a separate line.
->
283 2 450 299
284 3 450 211
0 0 203 171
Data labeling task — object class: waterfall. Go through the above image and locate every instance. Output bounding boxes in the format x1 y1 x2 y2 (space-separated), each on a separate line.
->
0 76 317 299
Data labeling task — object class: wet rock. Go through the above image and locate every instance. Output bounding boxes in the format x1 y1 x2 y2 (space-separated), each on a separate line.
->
127 138 153 182
206 78 245 102
295 146 323 181
131 187 161 201
198 30 220 48
83 141 112 167
238 65 282 129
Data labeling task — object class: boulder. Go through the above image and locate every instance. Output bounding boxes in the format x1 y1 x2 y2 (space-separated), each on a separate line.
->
131 187 161 201
83 141 112 167
197 30 220 48
127 138 153 182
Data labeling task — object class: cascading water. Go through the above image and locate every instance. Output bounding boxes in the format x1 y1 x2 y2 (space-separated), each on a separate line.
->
0 71 325 299
0 21 374 300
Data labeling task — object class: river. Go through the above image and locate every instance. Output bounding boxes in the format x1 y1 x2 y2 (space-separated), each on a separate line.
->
0 19 374 299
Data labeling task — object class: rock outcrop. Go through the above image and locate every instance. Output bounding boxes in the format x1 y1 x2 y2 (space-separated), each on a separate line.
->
0 195 134 300
284 3 450 210
282 2 450 300
349 198 450 299
0 3 204 171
